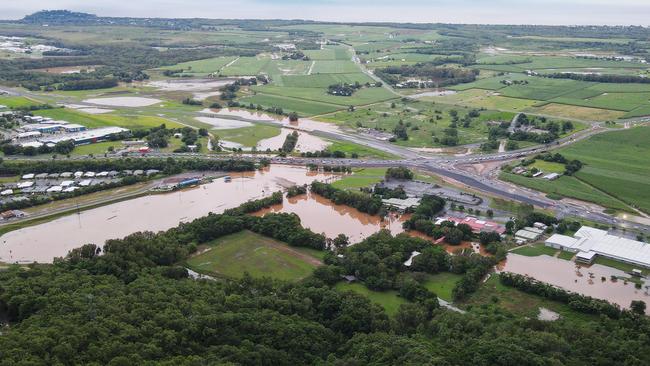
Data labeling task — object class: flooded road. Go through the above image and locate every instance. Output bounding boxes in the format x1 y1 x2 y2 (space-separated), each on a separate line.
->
499 254 650 314
0 166 338 264
254 192 407 243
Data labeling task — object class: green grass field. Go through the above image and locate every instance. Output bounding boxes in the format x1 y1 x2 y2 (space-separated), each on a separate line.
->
158 56 237 75
186 230 322 281
71 141 119 156
215 124 281 147
33 108 185 129
326 140 399 160
331 167 387 190
559 126 650 214
511 243 558 257
334 282 406 316
423 273 463 301
311 60 362 74
0 96 45 108
500 172 632 212
220 56 271 76
321 100 508 148
280 73 374 88
461 275 595 322
240 94 343 116
530 160 566 174
251 85 397 107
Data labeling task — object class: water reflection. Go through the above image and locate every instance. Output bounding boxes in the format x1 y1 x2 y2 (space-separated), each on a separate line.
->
254 192 407 243
499 254 649 314
213 108 341 133
256 128 331 152
0 166 338 264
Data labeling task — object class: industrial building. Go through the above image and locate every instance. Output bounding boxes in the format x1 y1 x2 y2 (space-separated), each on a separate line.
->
515 227 544 243
546 226 650 268
435 216 506 235
382 197 421 212
40 127 127 145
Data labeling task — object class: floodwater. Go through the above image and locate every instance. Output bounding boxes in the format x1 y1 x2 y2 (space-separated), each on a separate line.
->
410 90 457 99
148 79 232 92
499 254 650 314
253 191 407 243
256 128 331 152
0 166 339 264
212 108 341 133
194 116 252 129
64 104 115 114
84 97 162 107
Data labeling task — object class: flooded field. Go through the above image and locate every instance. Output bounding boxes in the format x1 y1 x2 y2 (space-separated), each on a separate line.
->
257 128 331 152
148 79 232 92
148 79 233 100
212 108 341 133
410 90 457 99
194 116 252 129
0 166 338 264
83 97 162 107
254 191 407 243
499 254 650 314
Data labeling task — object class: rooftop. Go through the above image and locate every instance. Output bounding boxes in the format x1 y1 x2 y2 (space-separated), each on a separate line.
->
546 226 650 268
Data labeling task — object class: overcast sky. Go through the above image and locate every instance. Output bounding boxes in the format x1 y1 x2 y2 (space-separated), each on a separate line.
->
1 0 649 25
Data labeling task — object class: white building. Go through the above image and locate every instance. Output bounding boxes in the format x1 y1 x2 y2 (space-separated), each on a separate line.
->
546 226 650 267
382 197 421 212
515 227 543 242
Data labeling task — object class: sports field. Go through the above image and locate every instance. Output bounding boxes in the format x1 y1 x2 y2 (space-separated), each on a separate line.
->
186 230 322 281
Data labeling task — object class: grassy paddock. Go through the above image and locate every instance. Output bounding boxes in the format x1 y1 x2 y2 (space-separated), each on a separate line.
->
461 275 595 322
511 243 558 257
215 124 281 147
186 230 322 281
33 108 185 129
334 282 406 316
423 272 463 301
331 167 387 190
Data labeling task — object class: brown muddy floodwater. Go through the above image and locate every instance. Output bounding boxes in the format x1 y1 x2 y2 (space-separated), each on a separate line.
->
256 128 331 153
499 254 650 314
212 108 342 133
254 192 407 243
0 166 339 264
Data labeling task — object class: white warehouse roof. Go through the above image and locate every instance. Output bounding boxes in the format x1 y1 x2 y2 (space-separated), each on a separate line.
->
546 226 650 268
